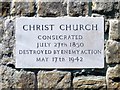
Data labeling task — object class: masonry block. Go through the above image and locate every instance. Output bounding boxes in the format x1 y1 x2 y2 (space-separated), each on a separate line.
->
106 40 120 64
69 0 88 16
37 0 67 17
1 17 15 65
0 2 11 17
37 70 71 89
10 0 35 16
106 65 120 90
73 76 106 90
0 65 35 89
109 19 120 40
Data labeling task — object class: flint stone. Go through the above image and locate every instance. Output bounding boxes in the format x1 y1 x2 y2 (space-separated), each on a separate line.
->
73 76 106 90
106 40 120 64
0 65 35 89
37 70 71 89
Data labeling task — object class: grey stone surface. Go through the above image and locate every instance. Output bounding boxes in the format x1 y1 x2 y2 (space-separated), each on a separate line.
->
69 0 88 16
10 0 35 16
106 40 120 64
114 2 120 18
92 2 119 18
0 2 10 17
0 43 2 59
92 2 114 12
37 0 67 17
109 19 120 40
73 76 106 90
0 18 4 43
106 65 120 89
0 65 35 89
37 70 71 89
1 17 15 65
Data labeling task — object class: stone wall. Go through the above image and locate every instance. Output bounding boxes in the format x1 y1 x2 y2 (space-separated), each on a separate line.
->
0 0 119 90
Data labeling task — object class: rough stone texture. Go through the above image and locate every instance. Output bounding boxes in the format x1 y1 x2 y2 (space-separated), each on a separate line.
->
106 65 120 90
69 0 88 16
0 18 4 43
114 2 120 18
1 17 15 65
109 19 120 40
0 1 119 90
10 0 35 16
0 65 35 89
92 2 114 12
0 2 11 17
0 18 4 62
106 40 120 64
37 0 67 17
73 76 106 90
92 2 119 18
37 70 71 89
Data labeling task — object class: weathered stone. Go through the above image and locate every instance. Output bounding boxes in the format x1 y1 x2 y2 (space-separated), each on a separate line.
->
0 65 35 89
92 2 119 18
73 76 106 90
1 17 15 65
1 57 15 66
92 2 114 12
109 19 120 40
37 0 67 17
0 43 2 59
113 2 120 18
0 18 4 60
106 40 120 64
69 0 88 16
0 2 11 17
114 2 120 11
0 18 4 43
106 64 120 89
10 0 35 16
37 70 71 89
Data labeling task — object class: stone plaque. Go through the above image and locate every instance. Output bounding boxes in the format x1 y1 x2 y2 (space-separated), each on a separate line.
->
16 17 104 68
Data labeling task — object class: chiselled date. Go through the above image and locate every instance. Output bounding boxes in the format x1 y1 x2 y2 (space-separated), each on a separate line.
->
69 57 83 63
